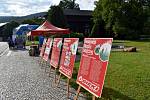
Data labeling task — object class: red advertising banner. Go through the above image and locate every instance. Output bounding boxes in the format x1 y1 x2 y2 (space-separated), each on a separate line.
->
43 38 53 61
59 38 79 79
50 38 63 68
40 38 47 57
76 38 113 97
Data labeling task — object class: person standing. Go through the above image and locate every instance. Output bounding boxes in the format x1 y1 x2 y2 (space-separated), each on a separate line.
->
7 37 13 49
12 35 16 48
23 37 26 49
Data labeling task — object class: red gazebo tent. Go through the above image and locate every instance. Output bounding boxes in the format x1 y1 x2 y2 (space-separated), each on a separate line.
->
27 20 70 36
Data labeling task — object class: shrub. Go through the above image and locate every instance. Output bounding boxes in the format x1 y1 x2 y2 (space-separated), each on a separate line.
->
62 32 84 41
34 36 39 41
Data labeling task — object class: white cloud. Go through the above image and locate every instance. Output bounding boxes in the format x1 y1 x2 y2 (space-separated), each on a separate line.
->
76 0 97 10
0 0 51 16
50 0 60 5
0 0 97 16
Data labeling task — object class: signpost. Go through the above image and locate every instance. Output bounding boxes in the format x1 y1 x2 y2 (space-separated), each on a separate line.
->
49 38 63 82
43 38 53 61
74 38 113 100
40 38 47 57
57 38 79 98
41 38 53 72
39 38 47 65
59 38 79 78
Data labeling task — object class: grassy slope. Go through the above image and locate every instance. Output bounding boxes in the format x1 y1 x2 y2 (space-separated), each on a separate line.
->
72 40 150 100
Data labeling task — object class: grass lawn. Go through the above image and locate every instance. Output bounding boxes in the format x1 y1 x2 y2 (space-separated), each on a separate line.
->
70 40 150 100
26 41 39 46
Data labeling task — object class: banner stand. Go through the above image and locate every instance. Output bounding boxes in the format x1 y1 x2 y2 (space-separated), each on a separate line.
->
55 38 79 99
40 38 53 72
38 38 47 65
75 38 113 100
74 85 96 100
48 38 63 86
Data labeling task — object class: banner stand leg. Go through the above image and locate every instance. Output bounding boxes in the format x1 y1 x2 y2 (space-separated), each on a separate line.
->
40 58 43 65
67 78 70 99
39 58 42 66
41 59 43 68
55 73 70 99
92 95 96 100
45 62 48 72
54 68 57 84
38 57 41 64
41 59 44 68
56 73 62 87
49 65 52 77
43 61 46 69
74 85 81 100
39 57 42 64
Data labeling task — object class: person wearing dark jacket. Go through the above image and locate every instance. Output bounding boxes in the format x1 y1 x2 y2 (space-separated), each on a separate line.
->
7 37 14 48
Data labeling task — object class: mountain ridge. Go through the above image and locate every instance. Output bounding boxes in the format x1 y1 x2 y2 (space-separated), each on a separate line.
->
0 12 47 23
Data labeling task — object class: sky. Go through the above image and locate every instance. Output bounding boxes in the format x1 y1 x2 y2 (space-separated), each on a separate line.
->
0 0 97 16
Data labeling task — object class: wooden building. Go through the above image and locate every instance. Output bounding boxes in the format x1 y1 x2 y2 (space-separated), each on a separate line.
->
0 22 9 41
63 9 93 36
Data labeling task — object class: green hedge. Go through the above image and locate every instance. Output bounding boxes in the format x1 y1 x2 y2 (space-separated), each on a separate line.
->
62 32 84 41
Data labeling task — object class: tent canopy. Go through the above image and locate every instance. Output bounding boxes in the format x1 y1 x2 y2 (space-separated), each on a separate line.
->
14 24 39 35
0 22 9 27
27 20 70 36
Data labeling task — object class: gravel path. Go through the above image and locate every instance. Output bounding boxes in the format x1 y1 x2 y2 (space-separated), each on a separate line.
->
0 49 86 100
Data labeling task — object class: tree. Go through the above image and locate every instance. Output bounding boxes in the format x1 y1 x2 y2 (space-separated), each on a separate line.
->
113 0 147 39
92 0 148 39
59 0 80 9
2 21 19 37
47 5 67 28
143 2 150 35
21 19 37 25
91 1 106 37
21 18 44 25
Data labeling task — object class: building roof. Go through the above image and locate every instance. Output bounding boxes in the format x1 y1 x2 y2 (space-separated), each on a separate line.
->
63 9 92 16
0 22 9 27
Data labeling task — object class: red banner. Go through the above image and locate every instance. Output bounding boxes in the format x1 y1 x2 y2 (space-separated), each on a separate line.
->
43 38 53 61
59 38 79 79
40 38 47 57
76 38 113 97
50 38 63 68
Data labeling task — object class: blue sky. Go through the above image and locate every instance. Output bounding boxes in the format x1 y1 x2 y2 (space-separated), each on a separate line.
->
0 0 97 16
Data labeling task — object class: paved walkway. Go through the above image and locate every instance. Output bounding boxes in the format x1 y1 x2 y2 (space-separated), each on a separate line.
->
0 49 86 100
0 42 9 56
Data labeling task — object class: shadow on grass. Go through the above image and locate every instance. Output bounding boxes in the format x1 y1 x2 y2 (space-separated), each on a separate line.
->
69 81 135 100
113 41 129 43
100 87 135 100
131 39 150 43
73 86 136 100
